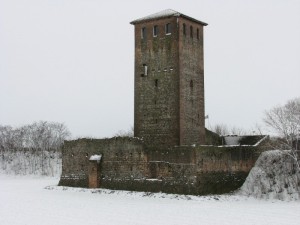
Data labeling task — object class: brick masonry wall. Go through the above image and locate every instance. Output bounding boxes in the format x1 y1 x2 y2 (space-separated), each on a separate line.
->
178 17 205 145
59 138 263 195
134 17 180 147
133 16 205 147
59 137 147 187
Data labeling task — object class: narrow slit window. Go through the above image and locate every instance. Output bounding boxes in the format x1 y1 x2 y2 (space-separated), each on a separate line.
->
190 26 193 38
190 80 194 88
153 25 158 37
141 27 146 39
183 23 186 36
165 23 171 34
143 64 148 76
197 28 199 39
155 79 158 87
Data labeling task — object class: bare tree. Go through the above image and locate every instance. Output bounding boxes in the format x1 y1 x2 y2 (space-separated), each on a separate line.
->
114 126 134 137
212 124 229 136
212 124 247 136
0 121 71 176
264 97 300 170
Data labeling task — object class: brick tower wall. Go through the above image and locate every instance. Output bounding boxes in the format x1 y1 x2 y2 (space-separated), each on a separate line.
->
133 17 180 147
178 17 205 145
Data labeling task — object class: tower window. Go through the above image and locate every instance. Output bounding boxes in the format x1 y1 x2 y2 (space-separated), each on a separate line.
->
190 80 194 88
141 27 146 39
197 28 199 39
183 23 186 36
165 23 171 35
155 79 158 87
153 25 158 37
143 64 148 76
190 26 193 38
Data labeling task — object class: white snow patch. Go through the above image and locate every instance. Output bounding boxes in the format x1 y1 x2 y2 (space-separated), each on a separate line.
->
131 9 180 23
224 136 242 145
89 154 102 162
1 175 300 225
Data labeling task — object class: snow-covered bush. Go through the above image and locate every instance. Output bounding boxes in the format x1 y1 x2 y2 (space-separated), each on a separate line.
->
239 150 300 200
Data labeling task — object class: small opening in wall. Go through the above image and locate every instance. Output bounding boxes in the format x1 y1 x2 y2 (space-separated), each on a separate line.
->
130 153 133 157
190 80 194 88
153 25 158 37
142 64 148 76
154 100 157 105
165 23 171 35
155 79 158 87
141 27 146 39
183 23 186 36
190 26 193 38
155 119 158 124
130 166 133 171
197 28 199 39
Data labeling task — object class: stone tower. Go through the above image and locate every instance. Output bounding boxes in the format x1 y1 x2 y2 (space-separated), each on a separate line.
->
130 9 207 147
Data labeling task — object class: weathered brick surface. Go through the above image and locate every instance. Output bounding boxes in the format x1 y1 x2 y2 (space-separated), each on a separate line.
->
133 16 205 147
59 138 263 195
88 161 100 188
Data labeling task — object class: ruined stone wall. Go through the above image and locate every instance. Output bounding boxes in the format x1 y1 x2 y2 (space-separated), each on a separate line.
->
59 137 147 187
144 145 261 195
59 138 263 195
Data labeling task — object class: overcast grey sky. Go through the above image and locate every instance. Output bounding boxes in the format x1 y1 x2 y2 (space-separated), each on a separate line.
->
1 0 299 137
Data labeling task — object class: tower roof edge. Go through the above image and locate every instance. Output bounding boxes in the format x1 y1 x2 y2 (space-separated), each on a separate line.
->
130 9 208 26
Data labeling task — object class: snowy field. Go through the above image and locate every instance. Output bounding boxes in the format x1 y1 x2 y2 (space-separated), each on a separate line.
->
0 175 299 225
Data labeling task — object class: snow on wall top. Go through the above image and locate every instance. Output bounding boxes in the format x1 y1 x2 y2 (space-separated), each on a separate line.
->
224 136 242 145
223 135 267 146
89 155 102 162
130 9 208 26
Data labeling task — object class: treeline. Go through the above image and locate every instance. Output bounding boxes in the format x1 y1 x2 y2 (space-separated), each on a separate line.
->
0 121 70 176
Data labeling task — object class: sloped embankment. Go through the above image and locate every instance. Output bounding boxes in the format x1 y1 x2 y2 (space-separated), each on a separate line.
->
239 150 299 200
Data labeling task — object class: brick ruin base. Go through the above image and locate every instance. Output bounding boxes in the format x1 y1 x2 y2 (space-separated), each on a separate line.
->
58 137 264 195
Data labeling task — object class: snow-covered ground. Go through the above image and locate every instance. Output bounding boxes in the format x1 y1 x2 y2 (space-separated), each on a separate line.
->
0 175 299 225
